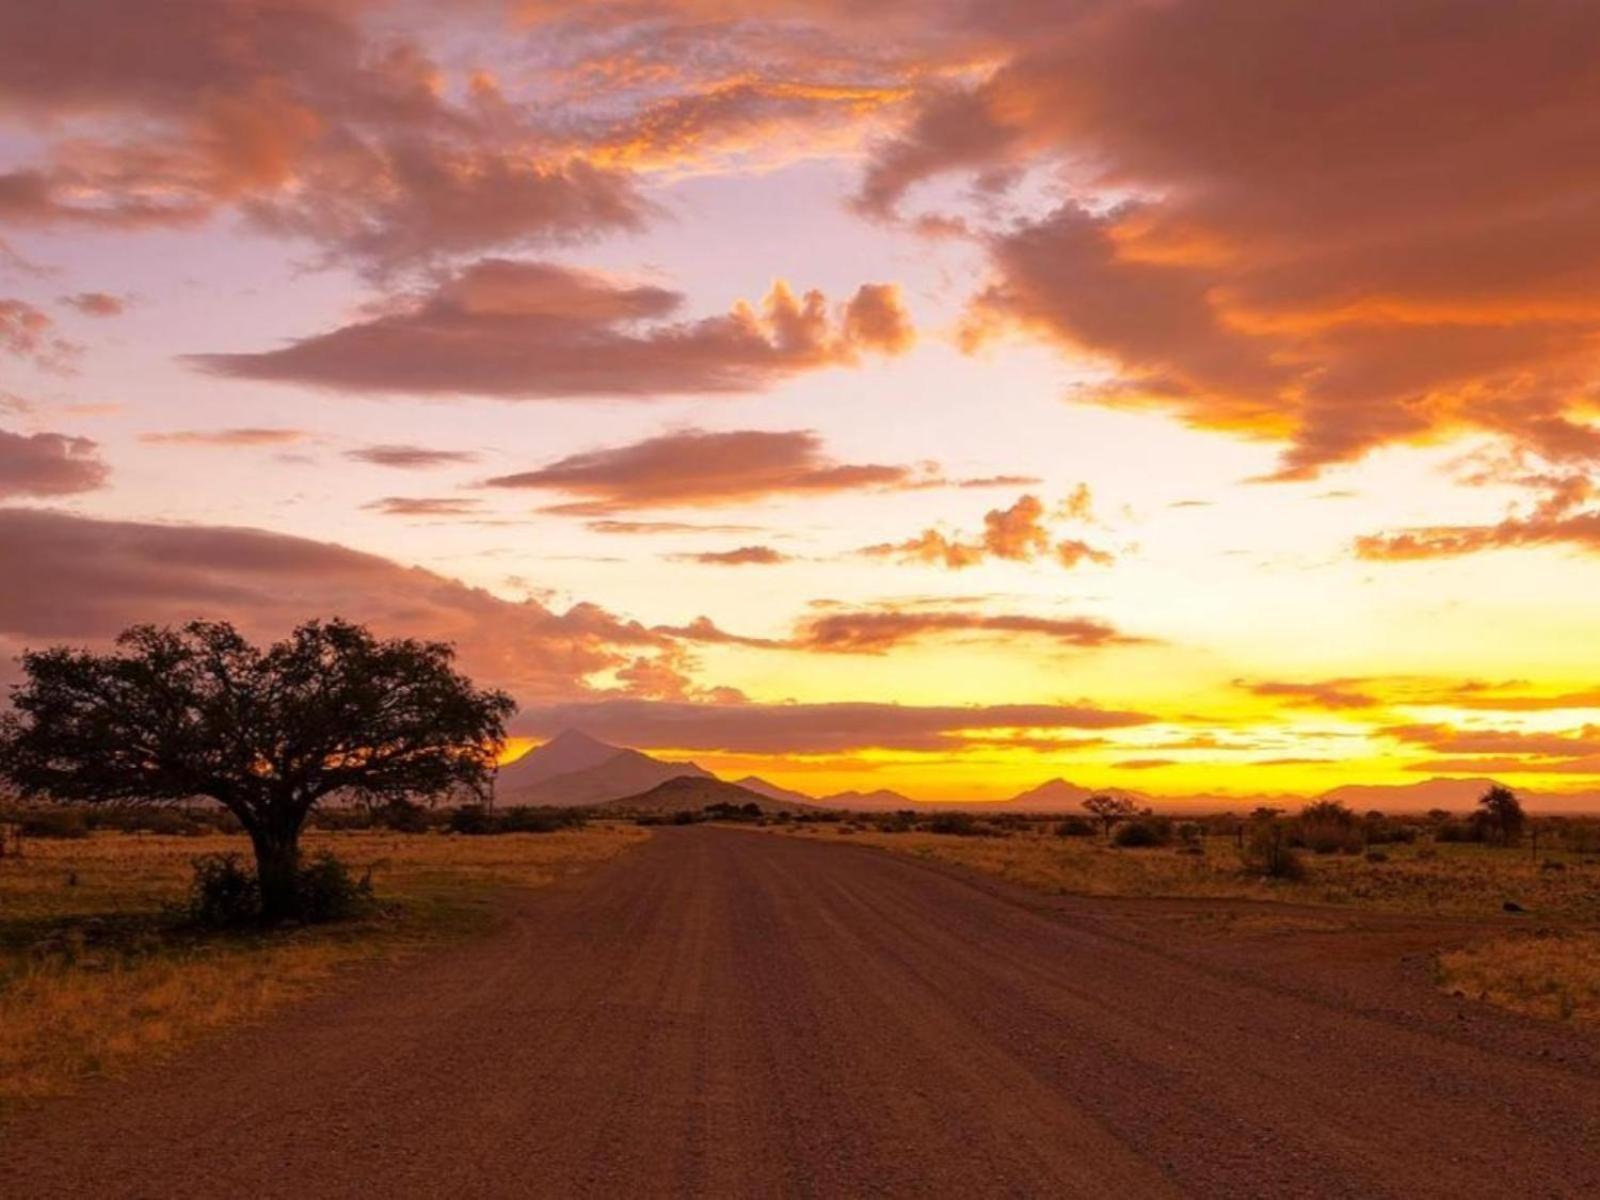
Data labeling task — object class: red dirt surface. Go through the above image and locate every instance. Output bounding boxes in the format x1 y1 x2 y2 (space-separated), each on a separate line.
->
5 826 1599 1197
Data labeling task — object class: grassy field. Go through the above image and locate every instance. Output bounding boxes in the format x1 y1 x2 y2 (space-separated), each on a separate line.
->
0 826 645 1108
784 824 1600 920
783 822 1600 1027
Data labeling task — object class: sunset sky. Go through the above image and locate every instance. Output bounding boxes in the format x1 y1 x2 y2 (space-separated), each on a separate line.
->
5 1 1600 801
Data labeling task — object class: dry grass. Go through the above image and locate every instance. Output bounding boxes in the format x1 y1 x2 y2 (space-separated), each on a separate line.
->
0 826 646 1106
1439 933 1600 1025
784 825 1600 922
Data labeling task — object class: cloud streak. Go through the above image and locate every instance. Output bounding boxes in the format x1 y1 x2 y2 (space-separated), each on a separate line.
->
484 428 924 513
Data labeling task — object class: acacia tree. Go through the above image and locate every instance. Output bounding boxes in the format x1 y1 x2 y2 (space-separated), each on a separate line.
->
0 620 515 920
1082 793 1138 839
1475 784 1526 847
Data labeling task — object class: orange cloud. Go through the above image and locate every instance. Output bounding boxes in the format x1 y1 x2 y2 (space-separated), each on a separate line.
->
865 491 1113 570
193 261 913 399
0 3 648 267
860 0 1600 477
140 428 308 447
510 697 1154 755
662 606 1139 655
1243 680 1383 711
362 497 484 518
343 445 480 469
1356 466 1600 560
483 428 923 513
672 545 791 566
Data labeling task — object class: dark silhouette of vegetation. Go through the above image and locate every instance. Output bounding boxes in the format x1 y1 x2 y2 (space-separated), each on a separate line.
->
1292 799 1363 855
0 619 513 922
1112 816 1173 848
1054 816 1096 838
189 850 371 929
1082 793 1138 839
1241 813 1306 880
926 811 980 836
1475 785 1526 846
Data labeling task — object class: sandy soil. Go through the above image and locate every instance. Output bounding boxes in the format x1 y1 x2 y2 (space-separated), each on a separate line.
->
4 826 1599 1198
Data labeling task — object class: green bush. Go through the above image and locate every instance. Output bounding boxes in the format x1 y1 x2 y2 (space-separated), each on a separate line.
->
1054 817 1096 838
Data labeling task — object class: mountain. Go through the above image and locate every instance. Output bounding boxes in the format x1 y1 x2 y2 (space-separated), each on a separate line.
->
1003 779 1096 809
496 730 713 807
600 776 817 815
1319 777 1502 812
818 788 918 811
495 729 622 790
735 776 817 807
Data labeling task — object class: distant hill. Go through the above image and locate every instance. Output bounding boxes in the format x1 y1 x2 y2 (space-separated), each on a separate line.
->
496 730 712 807
1319 777 1502 812
735 776 817 807
496 730 622 790
599 776 818 815
1318 776 1600 814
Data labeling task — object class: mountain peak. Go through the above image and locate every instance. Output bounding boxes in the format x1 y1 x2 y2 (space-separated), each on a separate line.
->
544 728 612 750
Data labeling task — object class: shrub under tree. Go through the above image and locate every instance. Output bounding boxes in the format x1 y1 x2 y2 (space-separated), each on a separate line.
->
0 619 514 921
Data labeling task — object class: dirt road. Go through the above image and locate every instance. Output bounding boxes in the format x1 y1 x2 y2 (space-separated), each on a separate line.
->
6 827 1600 1198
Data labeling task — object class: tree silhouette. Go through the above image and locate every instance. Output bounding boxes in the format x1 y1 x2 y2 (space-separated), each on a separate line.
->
0 620 514 920
1082 793 1138 839
1474 784 1526 847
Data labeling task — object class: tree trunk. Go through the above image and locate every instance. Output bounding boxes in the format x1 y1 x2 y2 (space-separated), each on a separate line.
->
249 826 302 923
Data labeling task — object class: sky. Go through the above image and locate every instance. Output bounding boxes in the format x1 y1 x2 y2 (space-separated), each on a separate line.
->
5 0 1600 802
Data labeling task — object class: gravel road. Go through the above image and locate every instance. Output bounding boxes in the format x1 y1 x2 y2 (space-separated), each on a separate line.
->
5 826 1599 1198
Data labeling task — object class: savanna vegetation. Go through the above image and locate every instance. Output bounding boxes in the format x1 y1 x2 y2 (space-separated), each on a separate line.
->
0 814 645 1107
780 787 1600 1028
0 618 649 1108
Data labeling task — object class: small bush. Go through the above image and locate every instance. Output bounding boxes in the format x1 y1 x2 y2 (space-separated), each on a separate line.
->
189 853 261 928
1112 817 1173 848
378 798 434 832
17 807 89 839
703 802 763 823
447 804 496 835
189 851 371 927
1054 817 1096 838
1241 822 1307 881
294 852 371 923
926 812 979 836
1295 820 1364 855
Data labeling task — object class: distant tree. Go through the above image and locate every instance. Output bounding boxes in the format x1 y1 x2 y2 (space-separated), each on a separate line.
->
1298 799 1357 827
0 620 513 920
1082 793 1138 839
1474 784 1526 847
